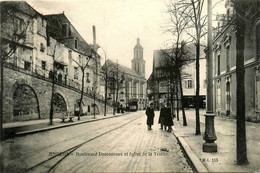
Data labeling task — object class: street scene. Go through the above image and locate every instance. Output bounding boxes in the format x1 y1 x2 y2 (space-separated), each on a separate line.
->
2 111 192 172
1 0 260 172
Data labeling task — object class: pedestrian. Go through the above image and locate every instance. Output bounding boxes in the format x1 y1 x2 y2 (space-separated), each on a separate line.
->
164 103 174 132
158 103 166 130
145 102 155 130
120 105 124 114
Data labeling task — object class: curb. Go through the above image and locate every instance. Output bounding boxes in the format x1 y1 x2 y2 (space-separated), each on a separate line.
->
13 113 128 137
172 126 208 173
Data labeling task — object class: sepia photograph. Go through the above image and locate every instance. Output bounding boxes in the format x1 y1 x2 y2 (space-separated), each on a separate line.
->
0 0 260 172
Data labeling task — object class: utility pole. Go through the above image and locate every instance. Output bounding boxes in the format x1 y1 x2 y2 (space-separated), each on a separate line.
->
203 0 217 152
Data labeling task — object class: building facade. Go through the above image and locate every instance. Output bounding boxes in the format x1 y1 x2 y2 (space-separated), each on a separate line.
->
147 47 206 110
1 1 111 122
101 38 148 111
212 0 260 121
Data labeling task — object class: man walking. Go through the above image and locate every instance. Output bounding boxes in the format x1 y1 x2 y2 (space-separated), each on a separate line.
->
158 103 166 130
146 102 155 130
164 103 173 132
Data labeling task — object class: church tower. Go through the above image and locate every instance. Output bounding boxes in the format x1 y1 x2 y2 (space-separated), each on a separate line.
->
132 38 145 77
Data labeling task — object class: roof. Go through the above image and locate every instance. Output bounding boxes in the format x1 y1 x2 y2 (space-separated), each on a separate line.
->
0 1 46 19
44 13 92 55
105 59 146 80
153 43 204 69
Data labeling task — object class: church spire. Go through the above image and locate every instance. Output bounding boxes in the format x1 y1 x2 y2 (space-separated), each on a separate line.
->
132 38 145 77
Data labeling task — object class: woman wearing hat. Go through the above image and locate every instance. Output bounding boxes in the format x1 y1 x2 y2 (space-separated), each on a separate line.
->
145 102 155 130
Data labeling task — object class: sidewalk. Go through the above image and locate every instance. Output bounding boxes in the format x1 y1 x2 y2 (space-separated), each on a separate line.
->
3 112 127 139
172 109 260 173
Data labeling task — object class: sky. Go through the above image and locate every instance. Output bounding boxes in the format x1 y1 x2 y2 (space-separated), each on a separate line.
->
27 0 226 79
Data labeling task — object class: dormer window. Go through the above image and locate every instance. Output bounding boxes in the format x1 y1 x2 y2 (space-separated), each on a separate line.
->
62 23 71 37
75 39 78 49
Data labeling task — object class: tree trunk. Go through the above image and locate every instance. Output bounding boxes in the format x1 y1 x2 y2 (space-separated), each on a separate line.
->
50 72 55 125
195 42 201 135
176 78 179 120
78 70 85 120
170 80 175 119
236 13 248 165
0 54 4 141
178 71 187 126
104 79 107 116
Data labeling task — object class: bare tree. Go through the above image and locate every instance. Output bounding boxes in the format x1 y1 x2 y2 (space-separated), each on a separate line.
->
101 49 115 116
71 49 91 120
173 0 208 134
92 50 100 118
104 60 125 114
49 43 57 125
163 1 192 125
160 41 191 126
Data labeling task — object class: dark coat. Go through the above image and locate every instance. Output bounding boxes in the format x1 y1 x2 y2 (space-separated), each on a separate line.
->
164 107 173 126
158 107 166 124
145 107 155 125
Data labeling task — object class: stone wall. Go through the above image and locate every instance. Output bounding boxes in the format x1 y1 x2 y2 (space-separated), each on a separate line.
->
2 66 113 123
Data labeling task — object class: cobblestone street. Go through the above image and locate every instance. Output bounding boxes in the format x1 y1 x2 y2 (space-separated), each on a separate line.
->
2 111 192 172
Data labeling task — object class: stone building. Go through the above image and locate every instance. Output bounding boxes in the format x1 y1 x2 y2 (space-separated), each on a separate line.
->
101 38 148 111
147 47 206 110
0 1 111 122
212 0 260 121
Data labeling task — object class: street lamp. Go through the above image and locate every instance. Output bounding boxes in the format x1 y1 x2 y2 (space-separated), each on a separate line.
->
203 0 217 152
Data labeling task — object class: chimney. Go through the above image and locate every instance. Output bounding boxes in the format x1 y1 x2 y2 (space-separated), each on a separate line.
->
93 25 96 46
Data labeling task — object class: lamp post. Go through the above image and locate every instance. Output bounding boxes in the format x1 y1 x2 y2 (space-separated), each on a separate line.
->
203 0 217 152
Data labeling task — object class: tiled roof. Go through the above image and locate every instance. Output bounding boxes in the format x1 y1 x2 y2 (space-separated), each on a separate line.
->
44 13 91 55
106 59 145 79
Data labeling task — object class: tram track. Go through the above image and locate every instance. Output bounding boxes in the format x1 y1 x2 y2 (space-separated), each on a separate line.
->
25 113 144 173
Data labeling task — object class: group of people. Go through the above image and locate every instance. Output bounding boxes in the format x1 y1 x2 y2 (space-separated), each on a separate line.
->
145 102 174 132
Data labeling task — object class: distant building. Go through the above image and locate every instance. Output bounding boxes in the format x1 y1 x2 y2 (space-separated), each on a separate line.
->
101 38 147 111
212 0 260 121
147 47 206 110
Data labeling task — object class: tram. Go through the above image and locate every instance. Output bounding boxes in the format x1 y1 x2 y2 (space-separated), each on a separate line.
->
129 99 138 112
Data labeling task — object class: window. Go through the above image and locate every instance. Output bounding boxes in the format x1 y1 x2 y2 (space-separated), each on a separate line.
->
14 17 25 34
65 67 68 74
226 46 230 71
47 32 50 46
41 61 46 70
217 55 220 75
88 105 90 112
227 9 230 21
75 39 78 49
217 80 221 107
187 80 193 88
68 50 72 59
24 61 31 71
40 43 45 52
86 72 90 83
74 67 79 79
79 55 82 64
